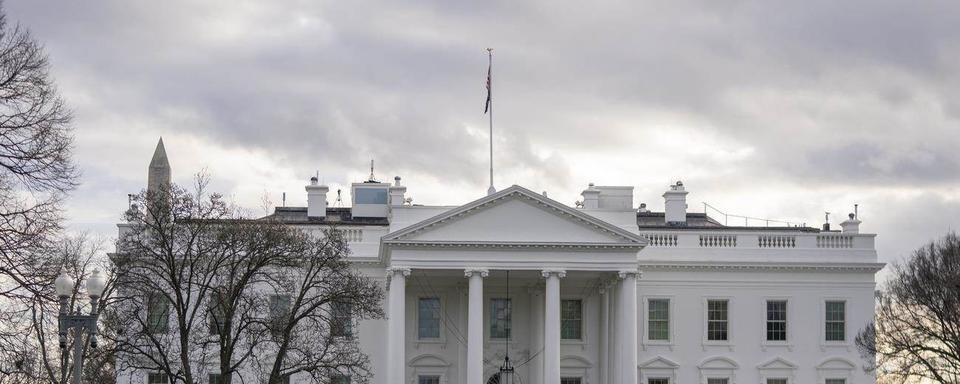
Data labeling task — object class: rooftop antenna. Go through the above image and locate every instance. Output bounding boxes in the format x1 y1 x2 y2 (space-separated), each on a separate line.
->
854 204 859 219
484 48 496 196
282 192 286 207
335 189 343 207
369 160 376 182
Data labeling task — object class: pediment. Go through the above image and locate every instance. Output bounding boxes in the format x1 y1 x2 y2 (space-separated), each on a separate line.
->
758 357 797 370
408 354 449 367
699 356 739 369
560 355 592 368
817 357 856 370
640 356 679 369
383 185 646 246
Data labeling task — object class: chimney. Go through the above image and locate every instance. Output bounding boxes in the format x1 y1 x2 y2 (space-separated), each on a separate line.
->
580 183 600 209
841 212 861 233
306 176 329 218
389 176 407 207
663 181 688 225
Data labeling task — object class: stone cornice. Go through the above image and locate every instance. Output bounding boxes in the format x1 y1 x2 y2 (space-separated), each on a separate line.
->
464 268 490 278
382 240 643 251
639 262 886 272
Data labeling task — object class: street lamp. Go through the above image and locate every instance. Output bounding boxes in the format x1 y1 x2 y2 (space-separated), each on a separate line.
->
56 268 106 384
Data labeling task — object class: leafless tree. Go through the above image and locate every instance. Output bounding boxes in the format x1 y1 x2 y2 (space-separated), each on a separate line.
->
856 232 960 384
0 234 116 384
255 228 384 384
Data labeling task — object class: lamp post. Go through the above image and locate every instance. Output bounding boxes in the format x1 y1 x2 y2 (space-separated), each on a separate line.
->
55 268 106 384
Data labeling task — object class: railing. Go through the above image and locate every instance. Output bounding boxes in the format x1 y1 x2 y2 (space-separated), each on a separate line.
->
759 235 796 248
817 234 854 248
335 228 364 242
640 231 873 250
642 233 678 247
699 234 737 247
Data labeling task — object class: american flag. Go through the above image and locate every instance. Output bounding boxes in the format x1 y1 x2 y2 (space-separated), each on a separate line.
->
484 50 492 114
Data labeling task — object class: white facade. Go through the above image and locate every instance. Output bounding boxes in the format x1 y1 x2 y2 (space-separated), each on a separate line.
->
119 145 881 384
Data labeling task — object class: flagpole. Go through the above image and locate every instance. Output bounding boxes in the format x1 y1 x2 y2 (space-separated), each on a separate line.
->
487 48 495 195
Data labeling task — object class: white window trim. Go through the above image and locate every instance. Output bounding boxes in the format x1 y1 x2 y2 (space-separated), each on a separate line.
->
701 375 735 384
486 296 514 343
820 297 851 349
414 296 446 344
560 295 588 345
762 378 791 384
760 296 792 350
642 295 674 346
702 297 735 349
413 372 447 384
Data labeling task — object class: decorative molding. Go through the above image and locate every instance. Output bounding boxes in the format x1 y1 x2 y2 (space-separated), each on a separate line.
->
541 269 567 279
384 240 643 251
463 268 489 278
380 185 648 244
618 269 642 279
639 261 885 272
386 266 412 277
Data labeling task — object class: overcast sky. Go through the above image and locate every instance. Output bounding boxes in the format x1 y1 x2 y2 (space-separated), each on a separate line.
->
8 1 960 275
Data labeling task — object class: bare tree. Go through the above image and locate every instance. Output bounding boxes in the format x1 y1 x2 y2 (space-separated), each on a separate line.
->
856 232 960 383
257 228 384 384
109 176 234 384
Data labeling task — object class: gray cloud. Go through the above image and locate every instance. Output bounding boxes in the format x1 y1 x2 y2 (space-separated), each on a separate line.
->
6 0 960 269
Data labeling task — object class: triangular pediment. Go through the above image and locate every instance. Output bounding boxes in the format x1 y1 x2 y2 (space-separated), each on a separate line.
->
758 357 797 370
640 356 679 369
383 185 646 246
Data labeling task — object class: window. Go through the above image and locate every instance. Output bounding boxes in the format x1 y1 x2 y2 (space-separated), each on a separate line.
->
418 298 441 339
208 293 227 336
490 298 511 339
825 301 846 341
648 299 670 341
767 379 788 384
560 378 582 384
146 292 169 334
825 380 845 384
269 295 291 337
766 300 787 341
331 375 351 384
706 300 729 341
707 379 729 384
208 374 226 384
354 188 387 204
331 302 353 337
648 379 669 384
418 376 441 384
561 299 582 340
147 373 169 384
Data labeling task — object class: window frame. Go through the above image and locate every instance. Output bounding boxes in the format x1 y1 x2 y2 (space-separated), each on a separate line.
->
417 375 441 384
208 290 227 336
559 376 583 384
560 298 584 341
331 301 354 338
268 294 292 338
702 297 733 346
647 378 670 384
644 296 673 345
146 292 170 334
416 296 444 342
762 297 791 347
147 373 169 384
821 298 849 346
488 297 512 341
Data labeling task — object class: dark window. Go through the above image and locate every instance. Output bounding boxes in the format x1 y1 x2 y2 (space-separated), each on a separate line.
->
490 298 511 339
354 188 387 204
146 292 169 334
648 379 669 384
418 298 441 339
208 292 227 336
147 373 169 384
766 300 787 341
208 374 227 384
331 375 351 384
825 301 846 341
767 379 788 384
418 376 440 384
648 299 669 341
561 299 582 340
269 295 291 338
331 302 353 337
707 379 729 384
560 378 582 384
707 300 728 341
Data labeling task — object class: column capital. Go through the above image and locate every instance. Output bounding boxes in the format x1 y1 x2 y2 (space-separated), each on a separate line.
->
386 266 412 277
617 269 642 279
541 269 567 279
464 268 489 278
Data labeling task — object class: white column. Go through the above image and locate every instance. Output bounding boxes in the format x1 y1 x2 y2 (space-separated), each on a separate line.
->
599 285 610 384
618 270 641 384
465 268 489 384
387 267 411 384
609 281 619 384
541 269 566 384
529 285 544 384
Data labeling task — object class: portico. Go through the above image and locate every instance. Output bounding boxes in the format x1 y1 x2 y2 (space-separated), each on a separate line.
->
380 186 646 384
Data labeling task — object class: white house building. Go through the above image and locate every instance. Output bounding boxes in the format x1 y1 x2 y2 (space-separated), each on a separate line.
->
120 141 881 384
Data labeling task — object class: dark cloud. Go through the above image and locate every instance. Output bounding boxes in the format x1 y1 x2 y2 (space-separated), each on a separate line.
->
5 0 960 269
